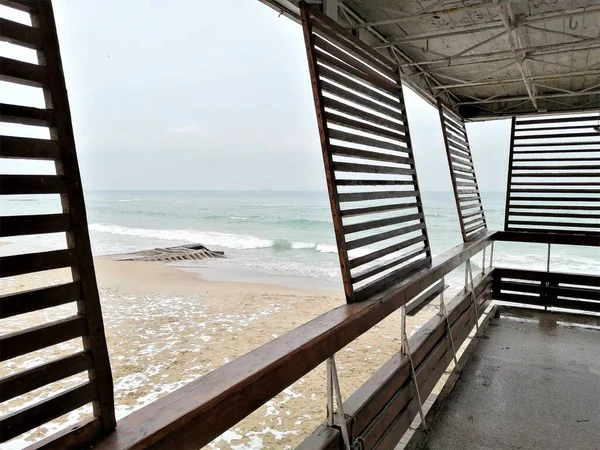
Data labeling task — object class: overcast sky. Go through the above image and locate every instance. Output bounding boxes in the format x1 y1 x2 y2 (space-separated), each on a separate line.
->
1 0 511 191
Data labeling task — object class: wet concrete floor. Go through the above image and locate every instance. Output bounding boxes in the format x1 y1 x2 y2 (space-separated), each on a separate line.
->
415 312 600 450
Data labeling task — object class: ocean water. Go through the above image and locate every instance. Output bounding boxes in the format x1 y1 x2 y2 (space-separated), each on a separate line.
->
1 190 598 291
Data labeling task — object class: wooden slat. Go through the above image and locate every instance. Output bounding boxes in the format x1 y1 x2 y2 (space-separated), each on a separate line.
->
0 135 60 159
513 148 600 154
447 136 470 152
514 132 600 140
349 235 426 269
508 204 598 211
507 211 600 219
338 190 418 202
516 115 600 125
511 172 599 177
326 112 408 142
333 161 414 175
331 145 412 164
0 17 42 49
0 55 46 87
511 188 600 194
344 213 422 234
508 220 600 229
352 249 428 284
340 202 420 218
514 140 600 147
323 97 405 132
515 124 600 132
464 221 486 234
0 213 70 237
510 196 600 202
0 381 96 443
0 315 87 362
0 103 54 127
328 128 408 153
406 280 446 316
513 164 600 171
0 174 67 195
511 181 600 186
513 156 600 162
460 202 482 211
0 351 92 402
346 223 425 251
0 248 75 278
336 179 414 186
0 282 80 319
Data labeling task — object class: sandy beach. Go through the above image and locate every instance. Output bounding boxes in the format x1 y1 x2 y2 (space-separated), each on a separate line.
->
1 256 437 449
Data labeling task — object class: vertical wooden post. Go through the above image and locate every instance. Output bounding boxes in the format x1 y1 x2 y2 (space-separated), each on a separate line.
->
300 4 354 301
504 116 516 231
34 0 116 433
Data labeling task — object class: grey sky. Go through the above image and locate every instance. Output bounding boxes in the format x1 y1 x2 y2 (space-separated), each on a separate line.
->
1 0 511 191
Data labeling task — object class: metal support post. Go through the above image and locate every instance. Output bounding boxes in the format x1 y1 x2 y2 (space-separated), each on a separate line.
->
438 279 458 365
326 356 351 450
482 247 486 274
489 242 494 269
400 305 427 430
465 260 479 332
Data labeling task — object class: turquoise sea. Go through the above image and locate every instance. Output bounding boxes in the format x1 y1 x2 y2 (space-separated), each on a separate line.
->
1 190 598 291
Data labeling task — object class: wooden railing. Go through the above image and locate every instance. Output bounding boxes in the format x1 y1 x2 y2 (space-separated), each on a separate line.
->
91 231 495 449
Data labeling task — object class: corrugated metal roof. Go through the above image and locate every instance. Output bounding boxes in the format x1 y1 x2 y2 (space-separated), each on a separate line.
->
259 0 600 120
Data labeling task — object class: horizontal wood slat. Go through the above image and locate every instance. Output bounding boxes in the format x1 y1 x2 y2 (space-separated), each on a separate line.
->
346 223 425 251
0 55 46 87
340 202 420 218
0 213 70 237
0 17 42 49
0 381 97 443
338 190 418 203
0 351 92 402
331 145 412 164
0 248 75 278
0 282 81 319
0 315 87 362
0 103 54 127
333 162 414 175
344 213 422 234
0 174 67 195
0 135 60 159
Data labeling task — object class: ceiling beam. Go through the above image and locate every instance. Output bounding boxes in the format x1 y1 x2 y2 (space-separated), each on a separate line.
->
372 3 600 49
431 68 600 89
493 0 537 109
457 89 600 105
398 37 600 69
349 0 499 30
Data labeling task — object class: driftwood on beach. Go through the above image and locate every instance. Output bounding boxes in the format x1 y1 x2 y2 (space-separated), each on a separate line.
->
113 244 225 263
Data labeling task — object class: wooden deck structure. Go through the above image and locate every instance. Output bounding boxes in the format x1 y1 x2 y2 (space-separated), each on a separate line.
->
1 1 599 449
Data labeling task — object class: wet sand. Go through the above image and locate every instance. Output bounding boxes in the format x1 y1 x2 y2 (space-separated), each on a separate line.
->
1 256 438 449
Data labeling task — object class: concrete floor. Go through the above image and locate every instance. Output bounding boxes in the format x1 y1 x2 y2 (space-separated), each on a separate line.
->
415 312 600 450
